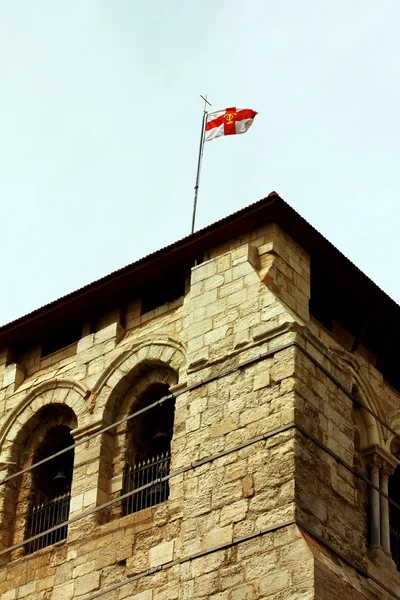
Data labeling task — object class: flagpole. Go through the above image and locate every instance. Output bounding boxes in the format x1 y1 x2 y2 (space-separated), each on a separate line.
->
191 95 211 234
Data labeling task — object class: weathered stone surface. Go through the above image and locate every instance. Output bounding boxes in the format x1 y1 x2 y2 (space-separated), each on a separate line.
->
0 219 397 600
149 541 174 567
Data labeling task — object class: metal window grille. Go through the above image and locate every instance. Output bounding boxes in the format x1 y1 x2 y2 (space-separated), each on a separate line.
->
122 452 171 516
25 492 71 554
390 526 400 570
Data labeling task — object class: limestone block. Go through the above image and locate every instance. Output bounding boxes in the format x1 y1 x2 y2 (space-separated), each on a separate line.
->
131 592 153 600
220 499 248 526
231 261 256 280
186 414 201 432
258 569 290 595
74 571 101 596
190 317 213 337
194 571 219 596
202 525 233 550
125 550 149 577
204 325 231 346
218 279 244 299
76 339 116 366
253 371 271 391
229 584 255 600
2 363 25 391
216 253 232 273
211 418 237 438
94 321 124 344
226 289 248 310
242 474 254 498
191 550 226 578
50 582 74 600
69 493 84 513
73 560 96 579
188 396 207 416
190 289 218 310
204 274 225 291
77 333 94 353
16 580 37 597
191 261 218 284
149 540 174 567
83 487 98 507
233 330 251 349
54 561 73 585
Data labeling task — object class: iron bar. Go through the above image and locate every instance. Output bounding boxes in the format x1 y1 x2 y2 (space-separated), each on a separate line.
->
122 452 171 516
0 422 295 556
25 492 70 554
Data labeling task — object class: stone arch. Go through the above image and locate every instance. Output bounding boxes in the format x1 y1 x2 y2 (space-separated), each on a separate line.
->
330 348 382 447
92 336 186 417
94 337 185 522
0 401 79 557
0 379 91 463
351 378 380 449
385 410 400 453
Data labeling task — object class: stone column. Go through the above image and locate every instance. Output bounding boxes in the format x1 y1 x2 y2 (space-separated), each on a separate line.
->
370 463 381 548
380 468 391 554
362 444 399 557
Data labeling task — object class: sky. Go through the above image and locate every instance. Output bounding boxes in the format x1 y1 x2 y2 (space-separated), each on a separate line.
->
1 1 400 326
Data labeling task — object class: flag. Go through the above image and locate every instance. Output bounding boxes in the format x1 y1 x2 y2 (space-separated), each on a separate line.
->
204 107 258 142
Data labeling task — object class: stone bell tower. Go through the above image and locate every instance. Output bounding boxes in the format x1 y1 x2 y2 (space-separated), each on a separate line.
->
1 192 400 599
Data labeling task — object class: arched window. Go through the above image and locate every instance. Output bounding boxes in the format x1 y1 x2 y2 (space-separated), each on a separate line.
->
102 363 178 521
2 404 77 557
25 425 74 554
122 382 175 515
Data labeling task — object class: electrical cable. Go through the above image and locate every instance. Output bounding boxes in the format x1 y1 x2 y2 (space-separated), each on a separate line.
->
4 417 400 559
0 342 295 486
2 336 400 600
80 518 400 600
82 520 297 600
2 420 400 599
0 423 295 556
2 338 400 487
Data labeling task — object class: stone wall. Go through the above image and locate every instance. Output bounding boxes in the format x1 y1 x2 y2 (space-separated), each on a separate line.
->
0 223 399 599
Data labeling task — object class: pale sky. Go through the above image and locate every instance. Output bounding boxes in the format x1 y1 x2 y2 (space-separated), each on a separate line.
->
1 1 400 326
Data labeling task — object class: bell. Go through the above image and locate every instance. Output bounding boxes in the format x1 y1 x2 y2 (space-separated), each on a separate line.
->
152 430 169 442
151 429 169 453
53 469 67 483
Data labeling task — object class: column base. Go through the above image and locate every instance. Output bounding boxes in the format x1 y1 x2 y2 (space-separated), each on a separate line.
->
367 545 399 586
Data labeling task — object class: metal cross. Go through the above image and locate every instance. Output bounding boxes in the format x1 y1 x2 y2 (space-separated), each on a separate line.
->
200 94 211 112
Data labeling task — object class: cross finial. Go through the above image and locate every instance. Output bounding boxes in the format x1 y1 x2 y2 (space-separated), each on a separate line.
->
200 94 211 112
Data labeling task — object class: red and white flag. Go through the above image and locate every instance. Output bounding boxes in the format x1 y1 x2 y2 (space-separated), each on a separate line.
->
205 107 258 142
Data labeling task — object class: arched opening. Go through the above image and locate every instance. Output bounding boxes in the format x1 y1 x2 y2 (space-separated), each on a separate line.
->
122 382 175 515
25 425 74 554
2 403 77 557
102 362 178 521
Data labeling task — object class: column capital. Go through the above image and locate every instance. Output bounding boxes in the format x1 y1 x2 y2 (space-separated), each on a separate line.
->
361 444 399 475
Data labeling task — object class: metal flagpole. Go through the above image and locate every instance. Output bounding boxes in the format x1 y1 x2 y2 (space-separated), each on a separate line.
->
191 94 211 234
